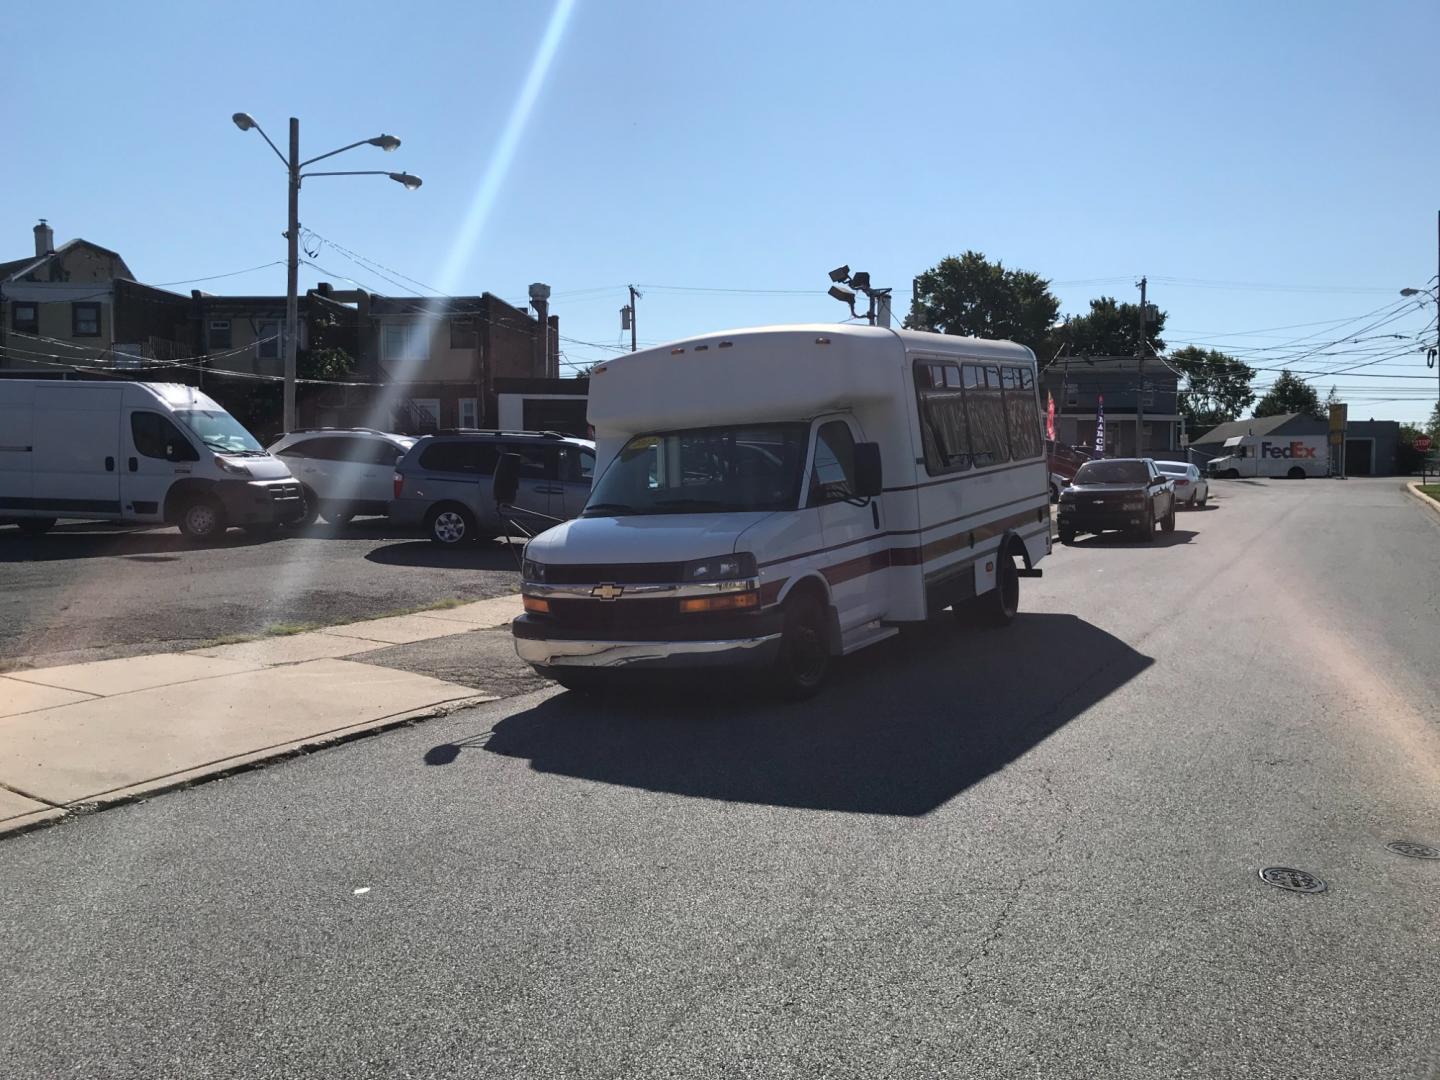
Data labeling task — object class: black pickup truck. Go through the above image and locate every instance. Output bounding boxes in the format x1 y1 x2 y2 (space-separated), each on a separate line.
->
1056 457 1176 544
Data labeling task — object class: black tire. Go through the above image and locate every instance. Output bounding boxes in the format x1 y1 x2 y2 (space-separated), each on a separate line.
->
1224 469 1240 479
16 518 56 537
980 547 1020 627
1058 525 1075 545
296 486 320 527
426 503 476 546
1138 504 1156 543
178 497 225 542
1162 500 1176 533
1287 466 1305 480
1199 490 1208 507
321 508 355 527
769 593 830 699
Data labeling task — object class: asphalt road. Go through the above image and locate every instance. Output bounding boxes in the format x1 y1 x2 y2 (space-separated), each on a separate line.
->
0 518 522 668
3 478 1438 1079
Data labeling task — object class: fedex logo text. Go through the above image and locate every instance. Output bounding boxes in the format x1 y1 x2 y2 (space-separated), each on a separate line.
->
1261 441 1317 460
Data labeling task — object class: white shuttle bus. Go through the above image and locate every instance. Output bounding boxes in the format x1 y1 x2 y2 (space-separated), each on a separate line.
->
511 324 1051 696
0 379 304 541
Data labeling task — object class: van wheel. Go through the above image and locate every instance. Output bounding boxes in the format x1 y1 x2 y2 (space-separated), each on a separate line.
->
981 548 1020 627
16 518 56 537
321 509 355 527
297 486 320 527
1058 525 1075 545
1224 469 1240 479
427 503 476 546
1287 466 1305 479
179 498 225 542
769 593 830 699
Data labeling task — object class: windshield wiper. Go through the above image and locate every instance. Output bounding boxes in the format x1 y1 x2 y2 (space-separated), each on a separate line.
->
582 502 639 516
654 497 727 511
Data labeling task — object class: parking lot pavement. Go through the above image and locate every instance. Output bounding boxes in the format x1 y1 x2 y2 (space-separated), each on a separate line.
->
0 518 523 670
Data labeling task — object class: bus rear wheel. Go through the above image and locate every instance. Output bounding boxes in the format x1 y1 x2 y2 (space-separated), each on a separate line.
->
980 547 1020 627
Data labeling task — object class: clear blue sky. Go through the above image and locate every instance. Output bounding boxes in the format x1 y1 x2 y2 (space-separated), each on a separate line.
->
5 0 1438 422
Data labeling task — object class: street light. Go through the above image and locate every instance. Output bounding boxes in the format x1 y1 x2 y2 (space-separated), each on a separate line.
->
232 112 423 432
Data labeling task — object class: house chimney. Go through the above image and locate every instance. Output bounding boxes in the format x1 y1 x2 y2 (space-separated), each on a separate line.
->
34 219 54 257
528 282 552 377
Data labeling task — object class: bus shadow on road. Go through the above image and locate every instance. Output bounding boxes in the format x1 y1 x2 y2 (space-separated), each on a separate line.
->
478 613 1152 816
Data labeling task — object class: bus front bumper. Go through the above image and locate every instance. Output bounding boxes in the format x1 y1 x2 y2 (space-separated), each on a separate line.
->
512 611 784 670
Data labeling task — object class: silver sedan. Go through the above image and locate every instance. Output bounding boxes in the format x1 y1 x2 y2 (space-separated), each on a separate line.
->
1156 460 1209 508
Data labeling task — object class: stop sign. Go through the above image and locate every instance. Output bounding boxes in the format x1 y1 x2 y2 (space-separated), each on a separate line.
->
1417 435 1434 452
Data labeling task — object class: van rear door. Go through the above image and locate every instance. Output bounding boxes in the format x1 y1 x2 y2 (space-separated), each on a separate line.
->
32 384 124 517
0 383 36 513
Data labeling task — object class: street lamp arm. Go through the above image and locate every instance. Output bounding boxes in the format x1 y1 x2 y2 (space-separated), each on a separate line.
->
245 120 289 169
301 169 396 178
300 138 385 168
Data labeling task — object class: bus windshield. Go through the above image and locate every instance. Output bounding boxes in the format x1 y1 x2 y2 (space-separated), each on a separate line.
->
585 423 809 516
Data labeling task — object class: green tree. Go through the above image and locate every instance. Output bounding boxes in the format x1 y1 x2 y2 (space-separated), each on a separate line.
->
1168 345 1256 430
298 313 355 381
906 251 1059 357
1324 385 1342 409
1428 402 1440 440
1055 296 1166 359
1253 369 1322 418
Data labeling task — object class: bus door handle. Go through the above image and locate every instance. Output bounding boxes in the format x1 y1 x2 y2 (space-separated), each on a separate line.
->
105 456 115 472
129 457 138 472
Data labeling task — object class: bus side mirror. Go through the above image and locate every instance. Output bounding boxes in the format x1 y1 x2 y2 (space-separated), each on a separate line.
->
854 442 882 498
493 453 522 507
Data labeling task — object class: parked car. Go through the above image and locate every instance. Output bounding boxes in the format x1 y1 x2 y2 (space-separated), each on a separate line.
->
391 430 595 545
0 379 302 542
268 428 416 526
1156 460 1208 507
1057 457 1175 544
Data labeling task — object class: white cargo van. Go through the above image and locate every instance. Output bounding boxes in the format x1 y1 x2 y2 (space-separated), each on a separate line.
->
0 379 303 540
1206 433 1328 479
510 324 1051 696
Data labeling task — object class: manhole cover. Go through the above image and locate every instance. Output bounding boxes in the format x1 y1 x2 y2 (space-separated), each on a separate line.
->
1386 841 1440 860
1258 866 1327 893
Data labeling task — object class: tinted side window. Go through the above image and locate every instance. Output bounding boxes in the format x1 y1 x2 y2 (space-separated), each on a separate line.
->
1001 365 1043 460
915 361 972 475
809 421 857 505
368 441 407 467
558 446 595 482
275 438 320 459
505 443 556 479
419 441 475 472
965 364 1011 468
131 412 198 462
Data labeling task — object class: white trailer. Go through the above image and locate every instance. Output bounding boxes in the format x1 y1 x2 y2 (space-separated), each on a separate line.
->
1207 433 1329 479
510 324 1051 696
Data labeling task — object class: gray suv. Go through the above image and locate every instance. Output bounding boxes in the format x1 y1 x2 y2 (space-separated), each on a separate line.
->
390 430 596 545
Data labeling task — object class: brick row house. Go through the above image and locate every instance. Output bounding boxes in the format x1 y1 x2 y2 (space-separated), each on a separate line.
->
2 220 561 437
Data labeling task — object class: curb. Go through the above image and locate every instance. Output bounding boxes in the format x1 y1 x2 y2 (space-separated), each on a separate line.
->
0 694 493 843
1406 481 1440 520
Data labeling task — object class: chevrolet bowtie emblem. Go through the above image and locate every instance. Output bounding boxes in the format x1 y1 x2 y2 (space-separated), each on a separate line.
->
591 583 624 600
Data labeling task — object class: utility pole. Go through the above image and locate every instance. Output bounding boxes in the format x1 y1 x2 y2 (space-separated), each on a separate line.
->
627 285 639 352
285 118 301 433
1135 276 1147 457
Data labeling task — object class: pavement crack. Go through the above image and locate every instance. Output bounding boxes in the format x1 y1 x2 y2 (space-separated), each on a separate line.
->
955 768 1071 979
0 779 66 810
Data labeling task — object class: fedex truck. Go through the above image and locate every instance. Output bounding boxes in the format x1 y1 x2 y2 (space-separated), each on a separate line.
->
1207 434 1328 479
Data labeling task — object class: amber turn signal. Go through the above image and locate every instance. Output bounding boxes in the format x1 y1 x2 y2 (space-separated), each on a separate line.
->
523 595 551 614
678 591 760 614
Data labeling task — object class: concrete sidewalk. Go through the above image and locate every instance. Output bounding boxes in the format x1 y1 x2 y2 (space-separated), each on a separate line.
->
0 595 523 837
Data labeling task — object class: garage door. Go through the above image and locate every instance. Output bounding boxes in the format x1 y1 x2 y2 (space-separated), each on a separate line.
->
1345 439 1372 476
